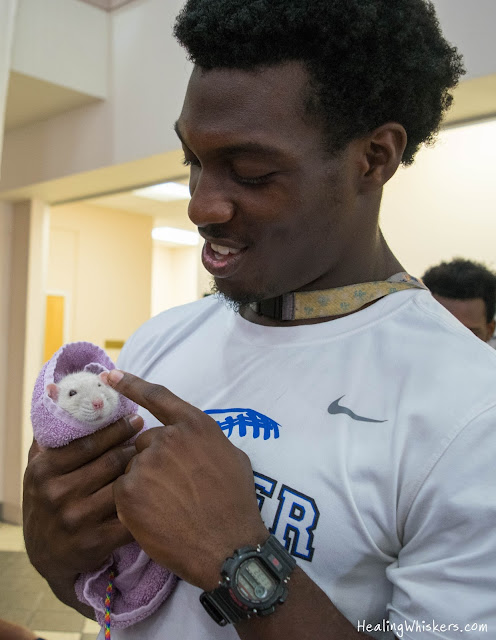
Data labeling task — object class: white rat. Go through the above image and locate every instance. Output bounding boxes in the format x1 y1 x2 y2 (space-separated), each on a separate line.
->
46 370 119 431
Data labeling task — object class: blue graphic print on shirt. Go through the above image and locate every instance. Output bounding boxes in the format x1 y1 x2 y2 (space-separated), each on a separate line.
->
205 409 319 560
205 408 280 440
254 471 320 562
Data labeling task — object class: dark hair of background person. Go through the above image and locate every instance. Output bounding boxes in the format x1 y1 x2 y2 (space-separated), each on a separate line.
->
174 0 465 165
422 258 496 323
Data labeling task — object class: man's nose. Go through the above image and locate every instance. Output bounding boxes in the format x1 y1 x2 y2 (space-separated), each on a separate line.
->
188 172 234 228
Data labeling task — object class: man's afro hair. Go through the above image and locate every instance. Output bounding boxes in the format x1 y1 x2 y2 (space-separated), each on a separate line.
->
174 0 465 164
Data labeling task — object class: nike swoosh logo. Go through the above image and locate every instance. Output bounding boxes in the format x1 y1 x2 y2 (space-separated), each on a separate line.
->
328 396 387 423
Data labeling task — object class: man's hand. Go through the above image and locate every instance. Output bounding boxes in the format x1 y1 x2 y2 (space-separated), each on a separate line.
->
106 370 269 592
23 415 143 593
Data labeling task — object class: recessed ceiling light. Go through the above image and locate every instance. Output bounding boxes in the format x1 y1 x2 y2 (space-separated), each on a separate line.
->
152 226 199 246
134 182 190 202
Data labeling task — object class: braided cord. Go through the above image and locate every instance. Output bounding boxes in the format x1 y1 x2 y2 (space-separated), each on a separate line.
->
104 569 115 639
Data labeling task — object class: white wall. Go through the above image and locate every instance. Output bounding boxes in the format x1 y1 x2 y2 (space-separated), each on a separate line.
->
111 0 191 163
12 0 108 97
0 0 17 175
0 0 191 193
431 0 496 80
4 0 496 196
381 119 496 277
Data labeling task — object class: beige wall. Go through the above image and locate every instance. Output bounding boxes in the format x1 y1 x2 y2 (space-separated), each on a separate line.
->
151 244 198 317
1 200 49 523
381 118 496 277
0 200 158 519
0 202 13 509
49 202 154 352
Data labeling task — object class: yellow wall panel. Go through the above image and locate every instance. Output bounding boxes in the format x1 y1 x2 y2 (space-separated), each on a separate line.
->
44 294 65 362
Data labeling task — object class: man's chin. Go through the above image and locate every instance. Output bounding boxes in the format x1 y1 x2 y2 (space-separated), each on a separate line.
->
210 281 263 313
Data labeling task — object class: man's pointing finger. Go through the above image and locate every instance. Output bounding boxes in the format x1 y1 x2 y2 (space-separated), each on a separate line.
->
106 369 195 424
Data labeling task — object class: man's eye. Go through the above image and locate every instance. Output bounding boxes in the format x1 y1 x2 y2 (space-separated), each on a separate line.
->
69 390 77 397
182 156 201 168
235 173 274 186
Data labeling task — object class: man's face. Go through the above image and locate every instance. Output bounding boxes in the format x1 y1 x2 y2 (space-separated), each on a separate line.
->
433 295 495 342
175 62 371 306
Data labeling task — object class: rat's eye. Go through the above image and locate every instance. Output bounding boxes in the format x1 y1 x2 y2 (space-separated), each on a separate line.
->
69 389 77 396
97 383 102 387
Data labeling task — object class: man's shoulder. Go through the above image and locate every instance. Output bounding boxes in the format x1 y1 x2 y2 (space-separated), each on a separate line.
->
395 290 496 425
412 291 496 364
372 290 496 428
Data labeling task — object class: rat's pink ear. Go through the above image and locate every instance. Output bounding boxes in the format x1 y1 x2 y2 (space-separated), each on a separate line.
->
99 371 110 385
46 383 59 401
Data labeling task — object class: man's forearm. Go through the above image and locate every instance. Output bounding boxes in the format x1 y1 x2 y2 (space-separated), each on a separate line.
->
235 566 372 640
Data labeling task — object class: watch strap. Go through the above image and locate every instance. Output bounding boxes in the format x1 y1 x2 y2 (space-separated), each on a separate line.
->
200 584 246 626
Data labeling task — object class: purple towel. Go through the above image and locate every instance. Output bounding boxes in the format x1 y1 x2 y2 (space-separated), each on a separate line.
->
31 341 138 447
31 342 177 629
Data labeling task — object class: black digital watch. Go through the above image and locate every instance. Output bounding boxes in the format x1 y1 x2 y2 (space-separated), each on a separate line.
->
200 535 296 626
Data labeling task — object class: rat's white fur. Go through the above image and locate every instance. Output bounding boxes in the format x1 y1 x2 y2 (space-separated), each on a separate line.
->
47 370 119 430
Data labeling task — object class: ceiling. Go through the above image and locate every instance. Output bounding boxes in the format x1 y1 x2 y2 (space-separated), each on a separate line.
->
76 0 138 11
85 178 194 231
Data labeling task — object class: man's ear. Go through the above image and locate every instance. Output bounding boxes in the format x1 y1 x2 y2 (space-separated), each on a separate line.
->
358 123 407 194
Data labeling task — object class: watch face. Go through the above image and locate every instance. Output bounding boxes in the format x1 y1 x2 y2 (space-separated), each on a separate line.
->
236 557 277 604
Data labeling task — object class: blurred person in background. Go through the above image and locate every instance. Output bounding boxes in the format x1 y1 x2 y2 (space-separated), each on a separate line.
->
0 619 43 640
422 258 496 343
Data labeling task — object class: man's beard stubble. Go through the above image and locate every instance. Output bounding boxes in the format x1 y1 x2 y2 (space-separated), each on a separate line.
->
209 279 264 313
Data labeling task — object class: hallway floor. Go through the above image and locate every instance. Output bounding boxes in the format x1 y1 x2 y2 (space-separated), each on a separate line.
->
0 523 100 640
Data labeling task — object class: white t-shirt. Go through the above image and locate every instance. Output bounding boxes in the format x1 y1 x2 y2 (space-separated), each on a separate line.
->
101 289 496 640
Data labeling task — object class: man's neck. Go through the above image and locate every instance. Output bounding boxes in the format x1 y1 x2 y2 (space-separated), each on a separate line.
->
240 240 405 327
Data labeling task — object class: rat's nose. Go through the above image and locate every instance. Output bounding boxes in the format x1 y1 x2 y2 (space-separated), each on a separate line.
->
92 398 104 410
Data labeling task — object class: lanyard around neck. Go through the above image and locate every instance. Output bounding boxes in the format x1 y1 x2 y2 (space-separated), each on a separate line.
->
250 273 426 321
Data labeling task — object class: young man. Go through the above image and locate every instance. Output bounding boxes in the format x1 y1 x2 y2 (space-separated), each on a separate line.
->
23 1 496 639
422 258 496 343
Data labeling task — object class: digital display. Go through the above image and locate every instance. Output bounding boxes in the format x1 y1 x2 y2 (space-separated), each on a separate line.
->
236 558 277 603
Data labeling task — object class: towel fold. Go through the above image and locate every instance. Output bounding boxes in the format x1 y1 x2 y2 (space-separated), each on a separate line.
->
31 341 177 629
75 544 177 629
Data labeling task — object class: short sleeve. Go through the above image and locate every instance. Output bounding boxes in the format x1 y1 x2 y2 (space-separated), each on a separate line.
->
386 405 496 639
